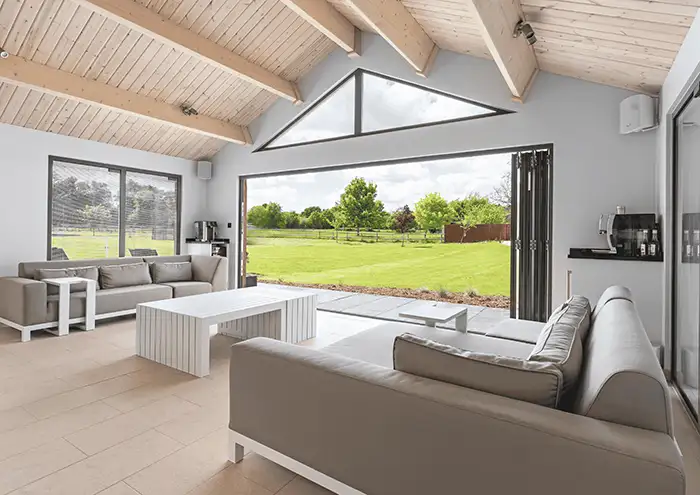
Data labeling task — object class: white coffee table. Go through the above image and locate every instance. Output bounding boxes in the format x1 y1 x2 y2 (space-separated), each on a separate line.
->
399 303 469 333
136 286 317 377
43 277 97 336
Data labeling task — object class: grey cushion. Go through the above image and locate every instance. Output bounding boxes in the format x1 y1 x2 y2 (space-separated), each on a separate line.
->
191 256 222 283
394 333 563 407
485 319 545 344
99 262 152 289
324 322 535 368
142 255 191 264
573 296 673 435
19 257 139 279
163 281 212 298
36 266 99 295
151 262 193 284
592 285 633 321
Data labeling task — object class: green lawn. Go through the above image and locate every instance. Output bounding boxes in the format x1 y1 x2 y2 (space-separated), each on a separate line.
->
248 238 510 296
52 231 175 259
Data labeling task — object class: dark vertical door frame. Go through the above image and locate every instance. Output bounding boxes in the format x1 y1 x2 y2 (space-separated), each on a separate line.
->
118 170 127 258
509 153 519 319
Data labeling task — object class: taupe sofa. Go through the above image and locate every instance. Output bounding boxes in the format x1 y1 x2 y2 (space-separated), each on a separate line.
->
228 287 685 495
0 255 227 342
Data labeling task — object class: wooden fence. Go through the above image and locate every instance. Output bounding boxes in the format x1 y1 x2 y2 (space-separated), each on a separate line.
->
443 223 511 243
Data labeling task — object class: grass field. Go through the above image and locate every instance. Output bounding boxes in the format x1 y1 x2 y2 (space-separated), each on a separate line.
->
52 231 175 259
248 237 510 296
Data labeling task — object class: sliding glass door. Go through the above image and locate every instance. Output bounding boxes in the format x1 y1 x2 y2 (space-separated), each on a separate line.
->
674 88 700 420
48 157 181 261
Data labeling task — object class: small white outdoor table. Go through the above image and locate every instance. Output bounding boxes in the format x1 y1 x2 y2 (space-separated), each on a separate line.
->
399 303 469 333
136 286 317 377
42 277 97 336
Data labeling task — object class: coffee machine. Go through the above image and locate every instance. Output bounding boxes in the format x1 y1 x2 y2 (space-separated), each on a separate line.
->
598 212 657 256
194 221 218 242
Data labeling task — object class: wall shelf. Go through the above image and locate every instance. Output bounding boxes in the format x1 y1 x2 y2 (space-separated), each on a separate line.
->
568 248 663 262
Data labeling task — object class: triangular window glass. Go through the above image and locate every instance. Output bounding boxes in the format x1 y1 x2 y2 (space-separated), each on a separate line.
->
257 70 508 151
361 72 496 132
265 76 355 149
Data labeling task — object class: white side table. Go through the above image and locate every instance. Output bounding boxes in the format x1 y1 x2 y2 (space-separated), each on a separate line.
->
399 303 469 333
43 277 97 336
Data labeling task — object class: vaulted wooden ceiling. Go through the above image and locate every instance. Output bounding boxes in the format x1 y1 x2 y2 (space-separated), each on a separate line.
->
0 0 696 161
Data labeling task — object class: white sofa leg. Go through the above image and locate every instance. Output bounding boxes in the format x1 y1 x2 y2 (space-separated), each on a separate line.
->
21 329 30 342
232 443 245 463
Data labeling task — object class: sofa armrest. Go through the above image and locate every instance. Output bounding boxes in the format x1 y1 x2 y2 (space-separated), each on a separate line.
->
0 277 47 326
190 255 228 290
230 338 685 495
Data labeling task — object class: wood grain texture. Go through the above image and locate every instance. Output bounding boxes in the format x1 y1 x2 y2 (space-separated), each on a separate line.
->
281 0 358 54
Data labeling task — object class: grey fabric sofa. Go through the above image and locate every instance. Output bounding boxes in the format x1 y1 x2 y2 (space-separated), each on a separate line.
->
0 254 228 342
228 287 685 495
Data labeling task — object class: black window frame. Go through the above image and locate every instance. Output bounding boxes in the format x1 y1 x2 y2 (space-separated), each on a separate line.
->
255 68 513 152
47 155 182 260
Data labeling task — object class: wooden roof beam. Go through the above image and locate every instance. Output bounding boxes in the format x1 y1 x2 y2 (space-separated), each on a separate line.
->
72 0 302 103
465 0 539 101
345 0 438 76
280 0 360 57
0 55 251 145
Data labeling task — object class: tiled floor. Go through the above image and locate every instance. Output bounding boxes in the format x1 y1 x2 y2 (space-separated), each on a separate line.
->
0 313 698 495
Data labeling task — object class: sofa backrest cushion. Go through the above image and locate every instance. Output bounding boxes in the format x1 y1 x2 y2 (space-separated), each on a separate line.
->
151 262 193 284
394 333 563 407
572 289 672 435
20 257 138 279
191 256 222 283
528 296 589 395
142 255 191 264
100 262 152 289
591 285 633 321
36 266 100 295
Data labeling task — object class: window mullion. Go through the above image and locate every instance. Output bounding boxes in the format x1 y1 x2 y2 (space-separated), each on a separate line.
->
355 71 363 135
118 170 126 258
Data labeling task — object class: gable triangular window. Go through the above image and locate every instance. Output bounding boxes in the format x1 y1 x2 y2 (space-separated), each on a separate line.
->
257 69 509 151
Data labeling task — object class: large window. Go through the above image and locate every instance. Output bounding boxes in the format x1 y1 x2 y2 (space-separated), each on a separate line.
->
48 157 181 260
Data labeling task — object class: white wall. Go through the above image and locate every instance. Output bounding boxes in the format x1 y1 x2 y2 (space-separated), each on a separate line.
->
657 12 700 369
209 33 661 340
0 123 207 276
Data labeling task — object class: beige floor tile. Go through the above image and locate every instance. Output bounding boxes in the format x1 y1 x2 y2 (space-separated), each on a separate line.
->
0 377 74 413
186 464 272 495
59 356 151 388
95 482 140 495
156 399 229 445
0 401 120 462
276 477 334 495
236 453 296 493
125 428 230 495
0 439 85 495
23 373 148 419
102 371 196 413
0 407 35 435
65 395 200 455
13 430 182 495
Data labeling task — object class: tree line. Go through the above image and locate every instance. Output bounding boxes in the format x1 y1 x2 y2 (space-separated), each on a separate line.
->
248 174 510 234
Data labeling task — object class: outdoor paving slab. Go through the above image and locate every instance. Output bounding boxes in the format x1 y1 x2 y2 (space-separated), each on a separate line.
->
318 293 386 312
340 296 415 317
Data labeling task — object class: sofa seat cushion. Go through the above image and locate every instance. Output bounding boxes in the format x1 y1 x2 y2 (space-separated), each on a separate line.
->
394 333 563 407
164 281 212 298
46 284 172 321
485 319 545 344
100 262 152 289
324 322 535 368
151 262 193 284
36 266 100 295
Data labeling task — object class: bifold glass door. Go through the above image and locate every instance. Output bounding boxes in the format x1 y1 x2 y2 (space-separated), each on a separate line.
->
510 149 553 322
674 89 700 420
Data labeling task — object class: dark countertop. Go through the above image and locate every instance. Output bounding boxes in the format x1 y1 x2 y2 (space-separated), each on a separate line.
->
568 248 663 262
185 238 230 244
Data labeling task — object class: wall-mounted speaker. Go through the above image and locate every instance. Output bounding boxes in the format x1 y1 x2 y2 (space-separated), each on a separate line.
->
197 161 212 180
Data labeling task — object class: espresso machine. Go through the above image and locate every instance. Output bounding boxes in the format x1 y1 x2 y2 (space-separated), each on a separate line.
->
598 210 657 256
194 221 218 242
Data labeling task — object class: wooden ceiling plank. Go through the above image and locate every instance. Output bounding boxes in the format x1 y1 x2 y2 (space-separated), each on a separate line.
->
48 99 80 133
40 98 70 132
0 83 20 123
465 0 539 100
531 0 699 17
24 93 56 129
345 0 437 74
66 103 100 137
59 13 108 73
73 0 301 103
0 0 26 48
280 0 358 54
0 55 251 144
71 18 120 76
4 0 45 55
17 0 61 59
13 89 43 127
0 84 31 123
45 6 93 69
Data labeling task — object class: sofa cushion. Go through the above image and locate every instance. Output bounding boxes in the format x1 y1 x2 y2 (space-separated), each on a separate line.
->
163 281 212 298
100 262 152 289
324 322 535 368
142 255 191 264
191 256 221 283
485 319 545 345
19 257 138 279
592 285 633 321
394 333 563 407
36 266 99 295
528 299 589 395
151 262 193 284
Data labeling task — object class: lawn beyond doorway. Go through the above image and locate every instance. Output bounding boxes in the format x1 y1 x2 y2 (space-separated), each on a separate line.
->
247 238 510 296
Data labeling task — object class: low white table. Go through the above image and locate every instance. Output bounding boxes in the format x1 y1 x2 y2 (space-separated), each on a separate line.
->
399 303 469 333
43 277 97 336
136 286 317 377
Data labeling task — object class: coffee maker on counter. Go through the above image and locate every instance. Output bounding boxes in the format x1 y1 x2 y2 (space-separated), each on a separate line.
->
194 221 218 242
598 207 661 258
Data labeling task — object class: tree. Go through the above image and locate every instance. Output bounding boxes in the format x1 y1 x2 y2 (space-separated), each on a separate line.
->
490 171 511 211
81 204 112 235
281 211 301 229
414 193 453 232
336 178 386 234
247 202 284 229
392 205 416 246
301 206 322 218
306 210 332 229
458 194 508 228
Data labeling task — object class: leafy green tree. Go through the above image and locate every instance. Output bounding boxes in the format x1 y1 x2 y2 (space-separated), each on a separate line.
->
336 178 386 234
307 210 333 229
81 204 112 235
392 205 417 246
247 202 284 228
281 211 301 229
301 206 322 218
414 193 453 232
457 194 508 228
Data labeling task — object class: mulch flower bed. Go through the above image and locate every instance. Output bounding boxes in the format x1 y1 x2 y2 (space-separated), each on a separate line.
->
259 279 510 309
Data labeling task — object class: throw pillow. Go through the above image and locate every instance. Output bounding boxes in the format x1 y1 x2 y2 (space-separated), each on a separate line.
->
100 262 152 289
151 262 193 284
36 266 99 295
394 333 563 408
